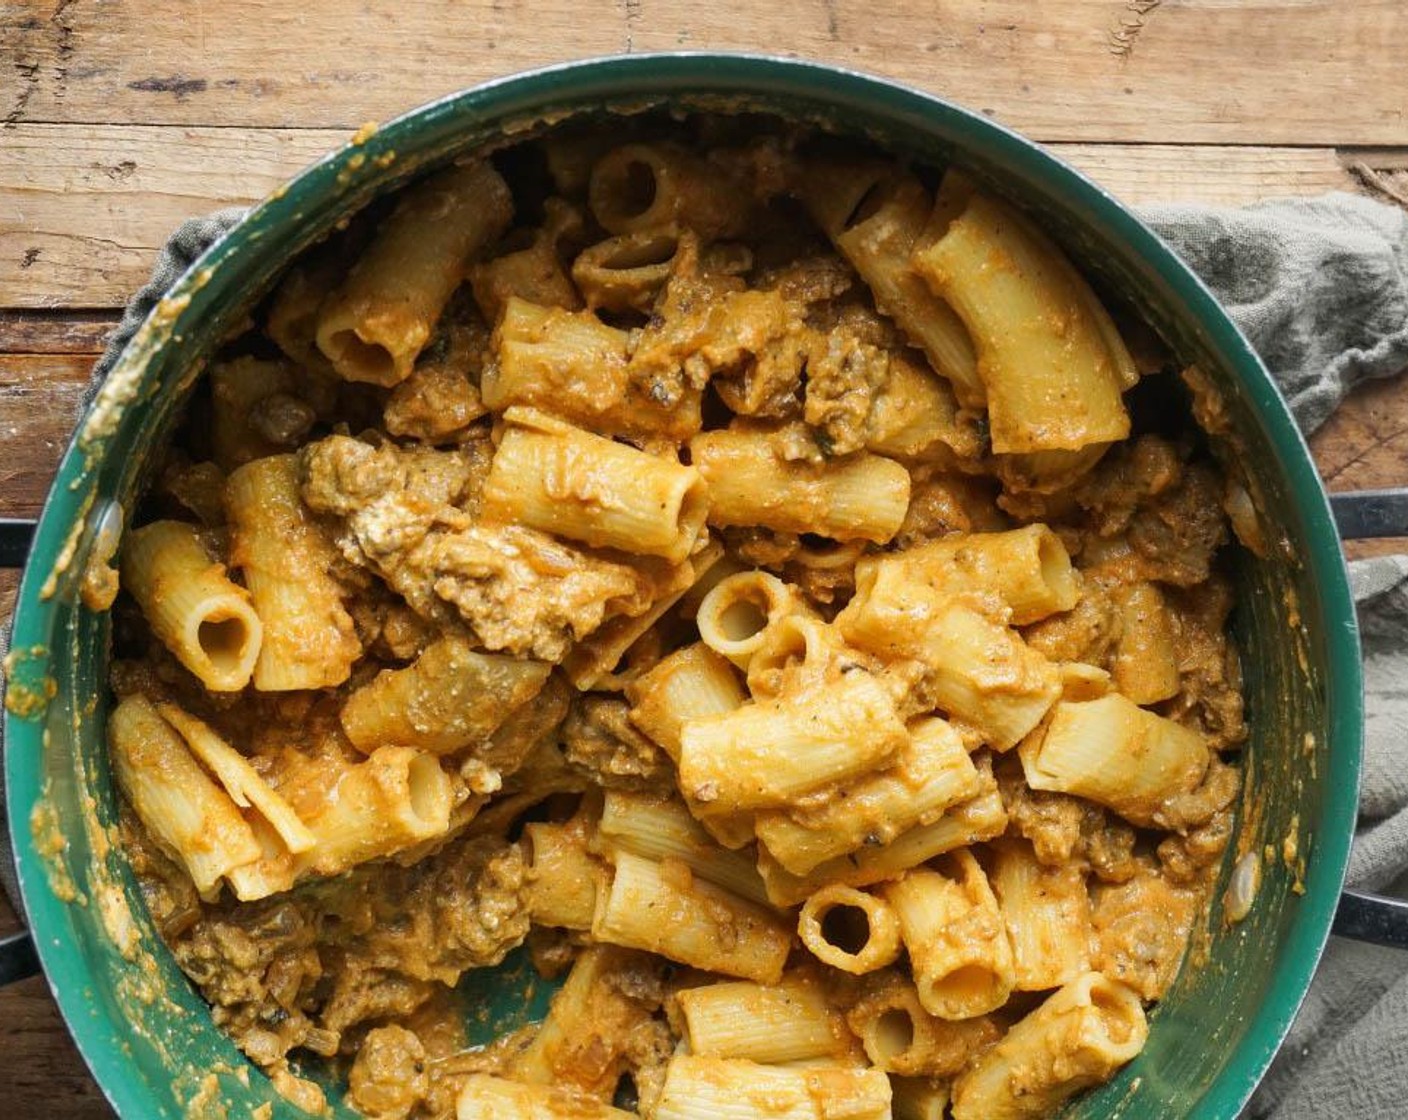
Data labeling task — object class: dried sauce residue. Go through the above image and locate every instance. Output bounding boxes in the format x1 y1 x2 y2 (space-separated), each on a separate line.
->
80 293 193 458
29 795 78 903
3 644 55 718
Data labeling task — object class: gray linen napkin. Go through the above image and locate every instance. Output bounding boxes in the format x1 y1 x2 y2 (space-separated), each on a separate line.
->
2 193 1406 1118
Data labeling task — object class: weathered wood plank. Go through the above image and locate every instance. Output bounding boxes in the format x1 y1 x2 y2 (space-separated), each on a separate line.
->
0 123 343 309
0 311 119 353
0 974 112 1118
0 122 1389 310
0 354 91 516
1054 144 1359 207
1309 374 1408 560
0 570 16 637
3 1 1406 144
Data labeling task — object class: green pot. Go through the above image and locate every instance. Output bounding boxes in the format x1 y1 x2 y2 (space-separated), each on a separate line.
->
0 53 1389 1119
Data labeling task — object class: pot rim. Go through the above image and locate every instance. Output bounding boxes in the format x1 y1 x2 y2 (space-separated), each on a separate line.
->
4 51 1363 1120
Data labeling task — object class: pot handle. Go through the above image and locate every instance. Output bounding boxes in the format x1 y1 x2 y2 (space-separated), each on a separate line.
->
1328 487 1408 949
1 518 40 984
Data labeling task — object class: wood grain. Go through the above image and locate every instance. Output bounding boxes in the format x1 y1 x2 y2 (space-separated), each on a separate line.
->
0 571 16 639
1054 144 1360 206
0 122 1387 310
0 123 342 308
1309 374 1408 559
4 1 1407 144
0 311 119 353
0 973 112 1119
0 354 92 515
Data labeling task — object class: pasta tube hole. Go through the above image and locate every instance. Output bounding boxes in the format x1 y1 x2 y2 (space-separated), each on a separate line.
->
325 330 395 384
934 965 1000 1007
795 535 863 571
872 1008 917 1062
198 616 255 671
601 231 678 270
620 160 658 220
821 903 873 956
590 149 665 231
697 571 800 671
406 754 450 824
696 572 796 668
1088 980 1140 1046
612 1073 639 1112
1037 530 1077 602
720 596 768 643
843 178 892 232
799 885 902 974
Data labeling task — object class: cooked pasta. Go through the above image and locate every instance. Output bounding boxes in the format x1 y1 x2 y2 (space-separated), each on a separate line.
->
105 114 1248 1120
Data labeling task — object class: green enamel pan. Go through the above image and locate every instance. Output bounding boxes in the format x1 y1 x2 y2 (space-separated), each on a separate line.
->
3 53 1405 1120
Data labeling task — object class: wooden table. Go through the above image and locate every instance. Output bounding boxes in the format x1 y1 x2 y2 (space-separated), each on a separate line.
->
1 1 1405 1111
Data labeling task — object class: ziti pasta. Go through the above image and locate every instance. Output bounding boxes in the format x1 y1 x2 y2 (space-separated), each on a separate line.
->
104 114 1249 1120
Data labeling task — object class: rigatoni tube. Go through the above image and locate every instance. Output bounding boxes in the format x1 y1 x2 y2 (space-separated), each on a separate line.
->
623 644 754 852
912 190 1135 455
571 225 685 312
626 642 747 760
690 428 911 544
846 972 1000 1077
755 717 980 875
295 747 452 879
655 1056 891 1120
837 570 1059 750
890 1077 950 1120
316 160 513 386
482 407 708 563
756 776 1009 908
456 1074 634 1120
588 143 753 239
675 978 854 1064
340 633 550 754
1111 582 1182 704
881 852 1016 1020
120 520 263 692
107 694 261 898
678 669 908 813
483 298 699 441
796 161 982 407
695 570 803 671
989 837 1092 991
523 820 606 931
598 790 772 908
1019 694 1210 827
860 524 1078 626
949 972 1147 1120
155 701 313 857
226 454 361 691
798 885 903 974
592 851 791 983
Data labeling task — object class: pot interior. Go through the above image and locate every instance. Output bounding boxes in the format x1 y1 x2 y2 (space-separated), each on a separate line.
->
4 56 1360 1120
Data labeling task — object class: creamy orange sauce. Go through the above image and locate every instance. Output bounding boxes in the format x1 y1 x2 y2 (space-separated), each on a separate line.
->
96 114 1254 1120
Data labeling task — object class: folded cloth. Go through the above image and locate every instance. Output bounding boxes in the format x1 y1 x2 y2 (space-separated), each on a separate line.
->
2 193 1407 1117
